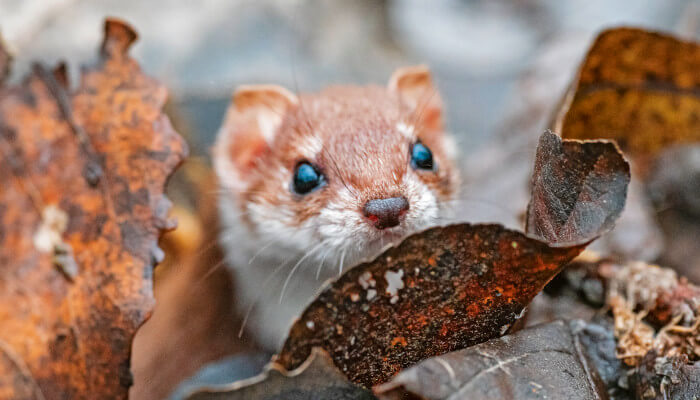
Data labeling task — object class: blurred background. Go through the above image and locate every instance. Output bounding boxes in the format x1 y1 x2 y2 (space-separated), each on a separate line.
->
1 0 698 156
2 1 699 399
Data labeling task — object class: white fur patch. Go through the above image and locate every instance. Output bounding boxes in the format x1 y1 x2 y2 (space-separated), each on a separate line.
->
396 122 416 139
297 135 323 159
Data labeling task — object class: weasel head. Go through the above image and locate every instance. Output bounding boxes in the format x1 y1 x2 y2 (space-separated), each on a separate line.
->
214 66 460 269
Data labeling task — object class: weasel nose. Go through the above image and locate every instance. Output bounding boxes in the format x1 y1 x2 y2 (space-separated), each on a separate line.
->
363 197 409 230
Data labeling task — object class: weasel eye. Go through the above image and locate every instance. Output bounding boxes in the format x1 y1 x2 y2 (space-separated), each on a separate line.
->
292 161 324 194
411 142 434 170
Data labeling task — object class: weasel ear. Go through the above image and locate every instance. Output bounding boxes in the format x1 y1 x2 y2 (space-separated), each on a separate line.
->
388 65 444 132
214 84 298 191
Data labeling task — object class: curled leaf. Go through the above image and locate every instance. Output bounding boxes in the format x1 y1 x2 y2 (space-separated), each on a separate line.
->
0 19 186 399
527 130 629 244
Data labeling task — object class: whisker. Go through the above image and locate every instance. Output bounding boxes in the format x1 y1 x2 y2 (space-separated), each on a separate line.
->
316 247 330 280
279 240 327 303
248 239 279 265
238 256 294 338
410 87 438 128
194 258 228 286
338 246 348 277
323 148 356 196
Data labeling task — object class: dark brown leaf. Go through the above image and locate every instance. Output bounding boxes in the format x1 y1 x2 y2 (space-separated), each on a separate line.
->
277 224 583 387
374 321 608 400
527 130 630 244
275 131 629 388
0 19 186 400
185 348 374 400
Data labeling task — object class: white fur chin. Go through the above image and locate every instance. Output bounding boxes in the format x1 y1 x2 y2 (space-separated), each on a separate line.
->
218 193 322 350
217 171 441 351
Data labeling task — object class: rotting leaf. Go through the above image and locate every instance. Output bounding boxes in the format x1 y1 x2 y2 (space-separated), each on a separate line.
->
374 321 608 400
275 131 630 388
0 18 186 400
553 28 700 165
527 130 630 244
185 348 374 400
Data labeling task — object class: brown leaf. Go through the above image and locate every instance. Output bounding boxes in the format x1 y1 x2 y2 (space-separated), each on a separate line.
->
553 28 700 164
527 130 629 244
374 321 608 400
0 18 186 400
185 348 373 400
550 27 700 282
275 131 629 388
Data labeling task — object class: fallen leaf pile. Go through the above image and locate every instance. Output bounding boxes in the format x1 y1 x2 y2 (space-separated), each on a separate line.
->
0 19 186 400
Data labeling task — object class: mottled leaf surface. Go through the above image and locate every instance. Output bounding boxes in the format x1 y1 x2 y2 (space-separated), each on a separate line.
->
554 28 700 163
0 19 186 400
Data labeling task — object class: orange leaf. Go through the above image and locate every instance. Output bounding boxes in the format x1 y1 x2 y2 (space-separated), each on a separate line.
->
0 19 186 400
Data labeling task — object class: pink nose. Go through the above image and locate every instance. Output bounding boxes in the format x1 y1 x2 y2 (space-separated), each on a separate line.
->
363 197 409 229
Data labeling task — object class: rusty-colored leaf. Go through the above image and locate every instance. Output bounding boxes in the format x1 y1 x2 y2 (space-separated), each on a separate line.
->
275 131 629 388
0 19 186 400
553 28 700 163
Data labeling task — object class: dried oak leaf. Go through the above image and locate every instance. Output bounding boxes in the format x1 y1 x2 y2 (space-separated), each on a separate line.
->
185 348 374 400
274 131 629 388
552 27 700 165
374 320 608 400
0 19 186 400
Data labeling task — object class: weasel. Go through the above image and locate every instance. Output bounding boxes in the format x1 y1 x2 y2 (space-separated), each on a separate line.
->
213 66 460 350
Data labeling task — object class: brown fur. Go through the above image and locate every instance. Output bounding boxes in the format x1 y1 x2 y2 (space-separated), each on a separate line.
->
238 85 457 230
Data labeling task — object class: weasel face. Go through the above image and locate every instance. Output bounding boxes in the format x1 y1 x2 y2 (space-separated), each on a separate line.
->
215 67 459 270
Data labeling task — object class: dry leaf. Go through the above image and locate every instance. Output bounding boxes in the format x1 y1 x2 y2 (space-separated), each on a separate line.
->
553 28 700 165
0 19 186 400
374 321 608 400
527 131 629 244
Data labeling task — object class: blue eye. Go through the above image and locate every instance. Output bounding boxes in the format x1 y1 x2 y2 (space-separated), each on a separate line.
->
411 142 434 170
292 161 324 194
